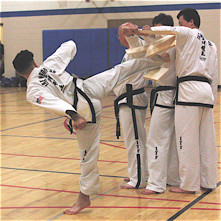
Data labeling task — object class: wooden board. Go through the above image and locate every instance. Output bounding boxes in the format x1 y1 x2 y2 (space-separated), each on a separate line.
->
126 35 176 58
125 45 148 56
145 35 176 58
143 67 169 81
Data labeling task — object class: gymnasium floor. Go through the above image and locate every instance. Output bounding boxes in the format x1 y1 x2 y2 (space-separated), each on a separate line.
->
1 86 220 220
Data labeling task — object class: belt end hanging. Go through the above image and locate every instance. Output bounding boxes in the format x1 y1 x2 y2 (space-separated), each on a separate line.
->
116 118 121 139
67 119 73 134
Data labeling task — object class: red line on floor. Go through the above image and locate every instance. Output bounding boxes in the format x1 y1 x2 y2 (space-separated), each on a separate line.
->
1 184 219 206
102 105 114 108
191 208 221 211
0 206 181 210
97 193 190 203
91 206 180 209
1 184 189 203
100 141 126 149
199 202 221 205
0 153 127 164
63 119 126 149
101 116 115 119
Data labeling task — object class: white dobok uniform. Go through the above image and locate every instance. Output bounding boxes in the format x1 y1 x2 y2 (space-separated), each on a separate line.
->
151 26 218 192
146 46 180 193
113 36 150 188
26 40 163 196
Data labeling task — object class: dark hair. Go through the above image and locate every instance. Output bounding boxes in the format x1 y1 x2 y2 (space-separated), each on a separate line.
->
12 50 34 73
177 8 200 28
152 13 174 27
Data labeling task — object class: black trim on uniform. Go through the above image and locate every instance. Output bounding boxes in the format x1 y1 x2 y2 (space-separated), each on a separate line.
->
72 77 96 124
175 101 213 108
72 78 78 110
66 78 97 134
155 104 175 109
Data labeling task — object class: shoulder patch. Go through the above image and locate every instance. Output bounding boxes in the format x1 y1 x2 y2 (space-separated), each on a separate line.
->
36 96 44 104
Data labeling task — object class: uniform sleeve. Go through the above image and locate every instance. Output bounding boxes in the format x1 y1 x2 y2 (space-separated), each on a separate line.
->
151 26 173 32
26 85 77 118
43 40 77 75
151 26 192 37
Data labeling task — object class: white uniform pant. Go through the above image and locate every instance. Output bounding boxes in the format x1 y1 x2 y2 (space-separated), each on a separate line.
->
119 95 148 188
146 91 180 193
76 57 163 195
76 98 102 196
175 105 217 192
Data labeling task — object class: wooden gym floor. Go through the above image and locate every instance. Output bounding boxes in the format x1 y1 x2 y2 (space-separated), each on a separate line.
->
1 86 220 220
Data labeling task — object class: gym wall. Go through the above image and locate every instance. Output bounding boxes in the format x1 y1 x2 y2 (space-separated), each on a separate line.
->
1 0 220 84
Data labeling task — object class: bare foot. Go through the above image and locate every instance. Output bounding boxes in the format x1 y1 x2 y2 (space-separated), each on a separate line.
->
141 189 160 195
123 177 130 182
169 187 195 194
63 192 91 215
120 184 135 189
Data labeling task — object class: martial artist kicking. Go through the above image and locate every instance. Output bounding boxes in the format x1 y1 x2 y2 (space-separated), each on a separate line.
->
12 40 163 214
135 8 218 194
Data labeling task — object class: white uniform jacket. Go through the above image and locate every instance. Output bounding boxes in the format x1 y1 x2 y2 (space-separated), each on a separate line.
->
26 40 92 121
151 26 218 107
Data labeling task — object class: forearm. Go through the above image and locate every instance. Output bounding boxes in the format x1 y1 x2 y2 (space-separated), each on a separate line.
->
27 88 77 118
43 40 77 72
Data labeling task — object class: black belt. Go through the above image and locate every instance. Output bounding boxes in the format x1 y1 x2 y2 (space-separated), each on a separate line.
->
175 76 213 108
67 78 96 134
114 84 147 189
150 86 175 115
114 84 147 139
177 76 210 84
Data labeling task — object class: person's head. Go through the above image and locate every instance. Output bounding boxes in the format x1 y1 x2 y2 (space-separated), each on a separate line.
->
12 50 36 78
152 13 174 27
177 8 200 28
118 24 129 48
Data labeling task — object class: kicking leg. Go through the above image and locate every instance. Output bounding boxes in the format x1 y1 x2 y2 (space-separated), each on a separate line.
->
84 57 163 100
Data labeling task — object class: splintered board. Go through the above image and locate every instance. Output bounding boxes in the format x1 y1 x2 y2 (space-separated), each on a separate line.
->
143 67 169 81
